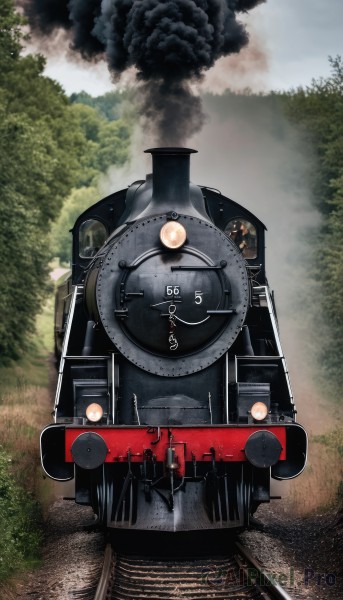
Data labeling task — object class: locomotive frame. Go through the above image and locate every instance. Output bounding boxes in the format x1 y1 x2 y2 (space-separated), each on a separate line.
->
42 148 307 545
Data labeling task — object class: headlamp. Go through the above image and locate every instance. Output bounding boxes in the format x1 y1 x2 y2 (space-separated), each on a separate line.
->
251 402 268 421
86 403 104 423
160 221 187 250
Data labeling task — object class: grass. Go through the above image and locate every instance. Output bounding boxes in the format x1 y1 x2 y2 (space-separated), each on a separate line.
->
0 291 55 393
288 429 343 514
0 290 56 582
313 428 343 457
313 429 343 503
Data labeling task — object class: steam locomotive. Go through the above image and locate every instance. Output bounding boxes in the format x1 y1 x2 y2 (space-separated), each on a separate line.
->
42 148 307 547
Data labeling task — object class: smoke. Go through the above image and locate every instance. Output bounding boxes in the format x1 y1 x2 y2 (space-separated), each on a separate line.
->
188 94 341 511
201 34 269 94
19 0 266 143
190 93 323 429
138 80 207 145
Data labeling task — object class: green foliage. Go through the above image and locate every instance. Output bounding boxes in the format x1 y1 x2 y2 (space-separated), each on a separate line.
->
96 118 131 171
0 448 42 579
281 57 343 396
70 103 132 186
0 1 84 363
0 0 23 72
0 111 51 359
70 89 132 121
50 187 99 263
313 429 343 458
281 56 343 215
0 0 133 362
51 97 133 259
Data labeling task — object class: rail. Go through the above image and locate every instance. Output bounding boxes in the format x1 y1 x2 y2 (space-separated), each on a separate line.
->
94 544 114 600
235 540 294 600
93 541 295 600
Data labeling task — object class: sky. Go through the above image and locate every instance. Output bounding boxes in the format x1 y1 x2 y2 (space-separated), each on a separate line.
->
38 0 343 97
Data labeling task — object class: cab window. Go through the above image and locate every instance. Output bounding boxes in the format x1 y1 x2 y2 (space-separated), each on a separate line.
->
79 219 107 258
225 219 257 259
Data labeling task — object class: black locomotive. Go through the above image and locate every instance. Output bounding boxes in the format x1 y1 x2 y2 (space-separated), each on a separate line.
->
42 148 307 547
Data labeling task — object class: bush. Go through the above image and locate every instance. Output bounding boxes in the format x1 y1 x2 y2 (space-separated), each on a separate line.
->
0 448 42 580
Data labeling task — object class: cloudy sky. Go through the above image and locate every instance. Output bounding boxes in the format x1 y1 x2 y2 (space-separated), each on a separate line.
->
255 0 343 90
40 0 342 96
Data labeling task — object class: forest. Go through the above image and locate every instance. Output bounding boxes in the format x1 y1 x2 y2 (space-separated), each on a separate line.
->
0 0 342 583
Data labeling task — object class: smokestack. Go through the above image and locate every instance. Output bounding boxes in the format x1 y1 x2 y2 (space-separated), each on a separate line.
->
147 148 194 212
136 147 209 220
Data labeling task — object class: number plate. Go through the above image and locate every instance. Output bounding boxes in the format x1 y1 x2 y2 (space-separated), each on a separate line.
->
165 285 181 298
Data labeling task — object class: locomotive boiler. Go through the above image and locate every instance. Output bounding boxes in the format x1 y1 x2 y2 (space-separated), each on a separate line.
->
42 148 307 547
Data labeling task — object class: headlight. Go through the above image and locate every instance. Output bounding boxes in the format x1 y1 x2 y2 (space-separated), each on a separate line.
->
160 221 187 249
251 401 268 421
86 403 104 423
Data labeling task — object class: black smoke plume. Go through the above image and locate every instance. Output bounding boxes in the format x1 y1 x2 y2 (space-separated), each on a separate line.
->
19 0 266 143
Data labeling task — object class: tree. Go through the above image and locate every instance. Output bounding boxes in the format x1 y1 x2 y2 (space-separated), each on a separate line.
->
282 56 343 215
282 57 343 394
70 89 133 121
50 187 99 264
95 118 131 172
0 1 86 362
70 102 132 187
0 111 50 358
0 0 23 74
49 105 132 262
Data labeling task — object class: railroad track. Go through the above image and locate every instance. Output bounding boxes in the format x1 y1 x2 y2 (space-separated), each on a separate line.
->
93 542 295 600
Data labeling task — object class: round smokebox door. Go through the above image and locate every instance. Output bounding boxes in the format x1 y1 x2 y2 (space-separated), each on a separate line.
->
96 216 249 376
121 250 229 356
